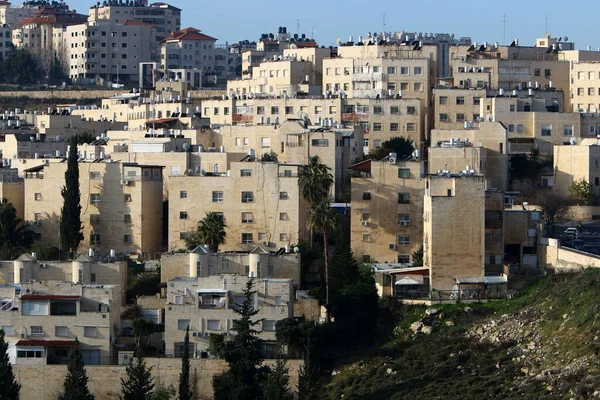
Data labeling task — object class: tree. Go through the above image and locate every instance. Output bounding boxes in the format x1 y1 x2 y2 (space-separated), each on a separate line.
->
0 49 43 85
569 179 594 204
261 151 278 162
60 136 83 257
307 201 340 310
178 327 193 400
120 355 155 400
262 355 293 400
537 190 572 237
0 198 33 260
58 340 95 400
299 156 333 206
0 329 20 400
297 331 320 400
150 385 175 400
193 212 227 252
213 279 267 400
368 137 414 161
412 245 424 266
132 319 155 349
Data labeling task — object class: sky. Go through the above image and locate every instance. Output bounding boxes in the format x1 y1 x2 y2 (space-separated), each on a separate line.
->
68 0 600 50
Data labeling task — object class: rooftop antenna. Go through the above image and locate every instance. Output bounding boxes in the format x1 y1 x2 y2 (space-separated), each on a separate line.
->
311 25 316 40
382 13 386 32
296 19 300 35
545 14 548 36
502 14 507 45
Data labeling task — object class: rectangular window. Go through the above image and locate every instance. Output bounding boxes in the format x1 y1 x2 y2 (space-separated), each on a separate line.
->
240 169 252 177
439 96 448 105
55 326 68 337
2 326 14 336
413 66 422 75
262 320 276 331
414 82 422 91
124 194 132 202
279 212 288 221
398 214 410 226
260 137 271 148
34 193 42 201
207 320 221 331
398 168 411 178
179 190 188 199
285 106 293 114
508 124 515 133
473 97 481 105
279 192 288 200
177 319 190 330
279 233 288 241
257 106 264 115
372 123 382 131
242 233 253 244
517 124 524 133
90 172 101 179
398 192 410 204
373 106 383 115
390 122 399 132
271 106 279 114
30 326 43 336
398 254 410 264
541 124 552 136
362 234 371 242
362 192 372 200
397 235 410 246
589 88 595 96
563 125 573 136
400 66 409 75
242 212 253 223
90 194 101 205
406 106 416 115
456 97 465 105
387 66 396 74
439 113 448 122
179 212 188 220
241 191 254 203
314 106 322 115
456 113 465 122
390 106 399 114
311 139 329 146
124 214 131 223
212 191 224 203
90 234 100 244
545 69 551 77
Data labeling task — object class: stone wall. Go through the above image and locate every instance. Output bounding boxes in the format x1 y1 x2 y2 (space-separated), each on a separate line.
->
540 238 600 272
0 89 226 101
14 358 302 400
569 206 600 221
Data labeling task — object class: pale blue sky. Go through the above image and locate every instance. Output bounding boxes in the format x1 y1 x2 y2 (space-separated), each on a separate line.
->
68 0 600 49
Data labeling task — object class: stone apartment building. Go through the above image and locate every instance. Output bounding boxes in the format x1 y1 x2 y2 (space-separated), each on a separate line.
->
24 161 164 257
167 161 309 251
161 27 217 75
553 143 600 197
164 275 293 357
0 167 24 219
424 175 486 292
160 247 301 287
349 158 425 265
0 23 11 60
0 280 121 365
0 1 40 28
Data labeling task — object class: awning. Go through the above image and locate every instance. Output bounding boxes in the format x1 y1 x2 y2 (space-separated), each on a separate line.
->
196 289 228 294
455 276 508 284
20 295 80 301
16 340 77 347
394 277 423 286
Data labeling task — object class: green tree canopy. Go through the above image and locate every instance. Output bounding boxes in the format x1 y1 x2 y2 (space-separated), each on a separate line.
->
58 340 95 400
120 355 155 400
60 136 83 257
569 179 594 203
299 156 333 205
189 212 227 252
0 329 20 400
0 198 33 260
368 137 414 161
0 49 43 85
178 327 193 400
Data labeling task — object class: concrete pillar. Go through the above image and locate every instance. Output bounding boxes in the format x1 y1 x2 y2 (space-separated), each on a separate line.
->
189 252 200 278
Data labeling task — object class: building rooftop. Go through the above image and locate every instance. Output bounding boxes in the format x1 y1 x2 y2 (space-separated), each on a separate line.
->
161 27 216 43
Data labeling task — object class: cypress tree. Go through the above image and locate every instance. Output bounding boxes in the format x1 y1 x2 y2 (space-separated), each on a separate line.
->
178 327 193 400
121 354 154 400
59 340 95 400
0 329 20 400
60 136 83 258
262 355 293 400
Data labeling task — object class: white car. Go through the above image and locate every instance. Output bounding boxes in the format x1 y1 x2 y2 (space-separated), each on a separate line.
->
564 227 580 238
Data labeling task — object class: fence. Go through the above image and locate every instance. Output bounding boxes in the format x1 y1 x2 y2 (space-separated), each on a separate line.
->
395 288 507 303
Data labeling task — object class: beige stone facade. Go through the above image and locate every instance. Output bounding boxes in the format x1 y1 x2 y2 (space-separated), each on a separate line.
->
24 161 164 257
167 161 309 251
553 144 600 197
164 275 293 356
350 159 425 264
0 169 24 219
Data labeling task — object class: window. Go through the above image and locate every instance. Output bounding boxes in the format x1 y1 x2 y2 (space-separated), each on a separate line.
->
90 234 100 244
362 233 371 242
397 235 410 245
30 326 43 336
35 193 42 201
270 106 279 115
414 82 422 91
262 320 276 331
390 123 399 131
456 113 465 122
279 233 288 241
390 106 400 114
17 349 43 358
534 68 541 77
279 192 288 200
279 212 288 221
596 177 600 187
124 214 131 223
387 66 396 74
285 106 294 114
260 137 271 148
439 96 448 105
311 139 329 146
90 172 101 179
398 192 410 204
413 66 422 75
180 191 187 199
407 106 416 115
90 194 101 205
2 326 14 336
372 123 382 131
179 212 188 220
473 97 481 105
590 88 596 96
400 66 409 75
508 124 515 133
242 212 253 223
563 125 573 136
124 194 132 202
517 124 524 133
177 319 190 330
207 320 221 331
212 191 224 203
398 168 410 178
373 106 383 115
545 69 551 77
240 169 252 177
398 214 410 226
257 106 264 115
314 106 322 115
439 113 448 122
241 191 254 203
456 97 465 105
362 192 372 200
510 104 516 112
541 124 552 136
578 88 585 96
91 273 96 283
242 233 253 244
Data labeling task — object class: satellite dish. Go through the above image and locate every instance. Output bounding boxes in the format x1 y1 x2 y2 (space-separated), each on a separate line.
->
297 111 309 121
569 137 577 145
485 114 494 122
563 36 568 41
336 37 343 45
182 142 190 151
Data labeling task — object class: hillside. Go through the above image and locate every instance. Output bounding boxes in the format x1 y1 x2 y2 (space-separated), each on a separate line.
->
324 269 600 399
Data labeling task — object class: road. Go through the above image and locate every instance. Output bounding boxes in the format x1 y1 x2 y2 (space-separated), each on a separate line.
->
557 221 600 253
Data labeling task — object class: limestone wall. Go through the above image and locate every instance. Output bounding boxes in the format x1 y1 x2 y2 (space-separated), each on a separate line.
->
540 238 600 272
0 89 225 101
14 358 301 400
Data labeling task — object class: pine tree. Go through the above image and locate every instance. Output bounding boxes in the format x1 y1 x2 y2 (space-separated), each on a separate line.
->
60 136 83 257
0 329 20 400
262 356 293 400
178 327 193 400
58 340 95 400
297 335 320 400
121 355 154 400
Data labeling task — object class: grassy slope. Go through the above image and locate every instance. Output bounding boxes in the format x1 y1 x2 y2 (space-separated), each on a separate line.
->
324 269 600 399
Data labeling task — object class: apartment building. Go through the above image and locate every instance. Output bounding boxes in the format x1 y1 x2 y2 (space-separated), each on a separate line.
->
504 208 542 268
160 27 217 74
88 0 181 41
160 248 301 286
424 175 486 292
570 62 600 112
167 161 309 251
484 190 505 275
0 132 67 159
55 20 157 84
349 158 425 264
429 122 508 192
0 253 127 302
0 1 40 27
0 167 23 219
0 23 11 59
553 143 600 197
24 161 164 257
164 275 293 357
0 280 121 365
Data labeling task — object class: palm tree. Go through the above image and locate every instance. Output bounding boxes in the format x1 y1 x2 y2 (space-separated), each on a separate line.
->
197 212 227 252
299 156 333 206
0 198 33 260
307 201 339 312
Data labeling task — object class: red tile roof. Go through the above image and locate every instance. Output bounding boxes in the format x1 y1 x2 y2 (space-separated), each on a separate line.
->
161 27 216 43
0 1 12 6
19 6 86 25
16 340 77 347
20 295 80 301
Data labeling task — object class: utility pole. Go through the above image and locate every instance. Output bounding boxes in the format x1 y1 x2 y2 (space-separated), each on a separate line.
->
296 19 300 35
383 13 386 32
502 14 506 45
311 25 315 40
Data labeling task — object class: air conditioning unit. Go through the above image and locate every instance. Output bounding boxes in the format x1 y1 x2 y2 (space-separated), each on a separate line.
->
33 221 41 226
389 244 397 250
204 332 210 337
389 157 397 164
120 179 131 186
361 221 369 226
262 241 270 247
399 221 409 227
20 333 26 338
39 263 48 269
192 332 198 337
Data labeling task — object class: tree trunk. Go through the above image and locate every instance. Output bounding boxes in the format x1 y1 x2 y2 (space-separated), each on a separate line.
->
323 230 330 322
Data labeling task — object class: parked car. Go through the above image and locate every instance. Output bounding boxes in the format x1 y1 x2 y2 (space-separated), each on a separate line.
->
564 227 580 238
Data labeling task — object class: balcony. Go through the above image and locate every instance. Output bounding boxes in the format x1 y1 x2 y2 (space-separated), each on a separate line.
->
352 72 386 82
232 114 253 123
